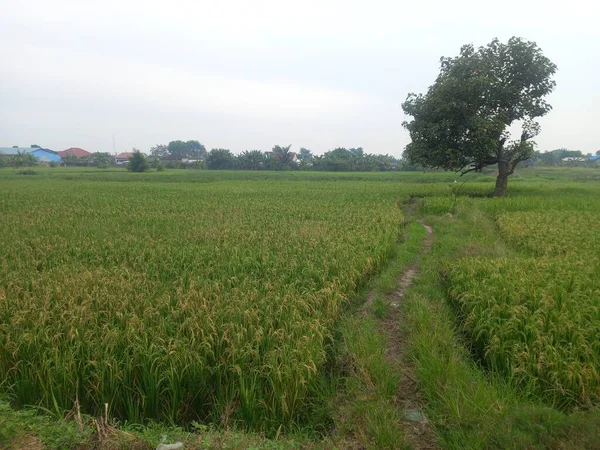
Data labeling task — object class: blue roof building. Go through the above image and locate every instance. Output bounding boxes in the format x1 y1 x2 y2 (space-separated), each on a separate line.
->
30 148 63 162
0 147 63 163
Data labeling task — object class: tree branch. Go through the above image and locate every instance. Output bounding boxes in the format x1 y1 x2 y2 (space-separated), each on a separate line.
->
458 166 482 176
459 165 484 176
520 131 533 142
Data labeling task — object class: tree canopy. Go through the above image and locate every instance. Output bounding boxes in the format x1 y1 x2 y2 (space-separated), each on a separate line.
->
10 151 38 168
150 144 168 158
130 144 403 172
269 145 296 170
298 148 313 162
402 37 557 196
311 148 397 172
164 140 207 159
238 150 266 170
206 148 236 169
92 152 112 169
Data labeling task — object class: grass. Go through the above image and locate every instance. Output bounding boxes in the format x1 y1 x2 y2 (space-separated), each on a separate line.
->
330 216 429 450
0 395 314 449
401 189 600 448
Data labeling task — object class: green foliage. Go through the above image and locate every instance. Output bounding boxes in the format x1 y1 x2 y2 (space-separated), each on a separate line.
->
343 315 400 396
238 150 266 170
185 140 206 159
448 256 600 409
10 151 38 168
92 152 112 168
0 398 90 449
402 194 600 449
150 144 169 158
444 198 600 409
126 149 150 172
206 148 236 169
166 140 206 160
268 145 297 170
298 148 313 162
62 154 79 166
338 316 408 449
142 143 406 173
528 148 586 166
371 296 390 319
311 148 399 172
1 168 598 448
403 37 557 195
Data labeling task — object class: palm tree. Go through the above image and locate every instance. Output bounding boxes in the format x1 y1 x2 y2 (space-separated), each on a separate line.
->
239 150 265 170
271 145 294 168
298 148 313 162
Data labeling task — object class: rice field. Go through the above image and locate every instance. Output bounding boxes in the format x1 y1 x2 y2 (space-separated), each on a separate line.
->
1 167 600 444
445 190 600 409
0 172 406 430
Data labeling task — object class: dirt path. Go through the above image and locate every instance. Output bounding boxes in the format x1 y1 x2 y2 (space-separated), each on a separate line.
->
378 220 437 449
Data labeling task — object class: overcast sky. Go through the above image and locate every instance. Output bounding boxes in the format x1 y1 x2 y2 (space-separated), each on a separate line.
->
1 0 598 157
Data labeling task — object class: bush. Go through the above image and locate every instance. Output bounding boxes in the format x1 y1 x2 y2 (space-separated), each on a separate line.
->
126 150 150 172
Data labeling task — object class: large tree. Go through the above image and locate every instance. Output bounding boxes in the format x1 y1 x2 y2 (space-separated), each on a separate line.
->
269 145 297 170
150 144 168 158
402 37 557 196
92 152 112 169
166 140 207 160
206 148 236 169
186 140 207 160
238 150 265 170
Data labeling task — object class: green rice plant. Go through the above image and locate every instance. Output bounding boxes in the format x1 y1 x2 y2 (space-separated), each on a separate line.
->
497 211 600 256
446 256 600 409
0 175 405 431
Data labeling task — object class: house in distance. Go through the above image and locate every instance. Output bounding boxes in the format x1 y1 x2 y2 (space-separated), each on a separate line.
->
114 152 135 165
58 147 92 160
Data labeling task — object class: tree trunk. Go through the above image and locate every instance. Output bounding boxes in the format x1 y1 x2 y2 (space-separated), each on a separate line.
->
494 161 509 197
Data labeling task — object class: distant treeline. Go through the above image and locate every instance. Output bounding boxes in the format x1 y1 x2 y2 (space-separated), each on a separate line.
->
149 141 406 171
526 148 600 166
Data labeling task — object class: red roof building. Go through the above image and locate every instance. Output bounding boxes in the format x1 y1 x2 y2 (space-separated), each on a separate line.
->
114 152 135 164
115 152 134 159
58 147 92 158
